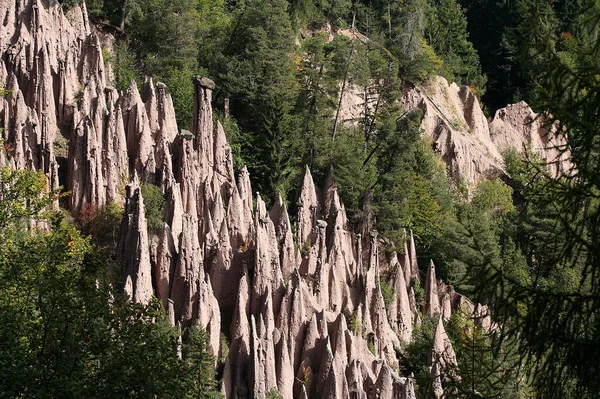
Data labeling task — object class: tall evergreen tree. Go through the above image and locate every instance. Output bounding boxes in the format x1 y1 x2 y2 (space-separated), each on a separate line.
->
214 0 302 199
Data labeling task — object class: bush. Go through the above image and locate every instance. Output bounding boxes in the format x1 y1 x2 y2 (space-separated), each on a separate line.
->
380 281 396 306
89 202 123 249
141 184 164 233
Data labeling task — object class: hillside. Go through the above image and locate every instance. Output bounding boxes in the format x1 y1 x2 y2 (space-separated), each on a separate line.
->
1 0 598 398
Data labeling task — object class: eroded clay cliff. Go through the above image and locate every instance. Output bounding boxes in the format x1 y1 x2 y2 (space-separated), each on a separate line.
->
1 1 494 397
402 76 571 185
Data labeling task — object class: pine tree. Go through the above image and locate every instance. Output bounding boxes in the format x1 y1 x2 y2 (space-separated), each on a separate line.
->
183 326 222 399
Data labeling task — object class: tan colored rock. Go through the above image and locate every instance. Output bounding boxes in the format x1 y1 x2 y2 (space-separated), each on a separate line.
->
251 194 285 316
146 80 178 169
223 272 252 399
170 214 202 326
429 316 459 398
331 313 349 367
226 183 249 250
346 359 368 399
68 116 106 215
490 101 572 177
314 338 335 397
164 177 184 248
209 217 239 322
270 194 298 280
297 166 319 250
403 76 504 184
104 101 129 204
400 238 412 289
116 183 153 304
196 273 222 356
441 293 452 321
390 263 413 343
4 4 509 397
121 80 154 176
192 76 214 181
237 166 253 217
213 121 235 183
408 230 418 281
155 223 176 310
275 330 294 399
300 312 324 381
424 260 441 316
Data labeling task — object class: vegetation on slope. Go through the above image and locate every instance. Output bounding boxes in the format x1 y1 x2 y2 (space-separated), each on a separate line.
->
12 0 600 397
0 167 221 398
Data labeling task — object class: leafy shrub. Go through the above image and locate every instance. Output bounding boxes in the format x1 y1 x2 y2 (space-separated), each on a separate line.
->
141 184 164 233
348 311 363 336
266 388 283 399
380 281 396 306
89 202 123 249
113 41 140 93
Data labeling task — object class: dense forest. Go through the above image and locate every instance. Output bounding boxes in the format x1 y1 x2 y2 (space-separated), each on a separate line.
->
3 0 600 397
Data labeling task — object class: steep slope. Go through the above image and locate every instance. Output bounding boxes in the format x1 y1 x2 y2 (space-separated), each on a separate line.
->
2 1 493 398
402 77 571 185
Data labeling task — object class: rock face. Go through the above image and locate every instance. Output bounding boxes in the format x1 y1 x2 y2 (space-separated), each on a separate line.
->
402 77 571 185
489 101 573 176
1 1 501 398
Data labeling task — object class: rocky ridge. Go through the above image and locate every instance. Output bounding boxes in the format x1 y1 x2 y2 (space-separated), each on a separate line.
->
2 1 492 398
402 77 571 185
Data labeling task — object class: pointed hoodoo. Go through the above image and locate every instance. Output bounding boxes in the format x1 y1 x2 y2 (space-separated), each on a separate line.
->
237 166 254 237
213 120 235 183
430 316 457 369
408 229 419 279
149 80 179 168
192 76 215 180
155 223 176 310
223 272 251 398
424 259 441 316
196 273 222 356
297 165 319 251
104 101 129 204
321 166 337 222
429 316 459 398
270 193 298 280
400 234 412 288
116 183 153 304
68 115 106 215
275 332 294 399
121 79 154 176
391 261 413 343
170 213 202 326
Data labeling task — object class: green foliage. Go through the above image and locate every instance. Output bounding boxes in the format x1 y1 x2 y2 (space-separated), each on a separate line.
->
88 202 123 250
380 280 395 306
266 388 284 399
402 38 445 84
402 316 439 396
140 183 165 233
0 167 59 231
211 0 300 200
0 167 221 398
112 40 141 93
471 176 515 227
216 113 248 171
446 9 600 390
183 326 222 399
426 0 486 90
403 314 530 398
220 332 230 363
59 0 82 11
367 340 376 355
412 275 425 308
444 311 532 398
347 311 362 336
